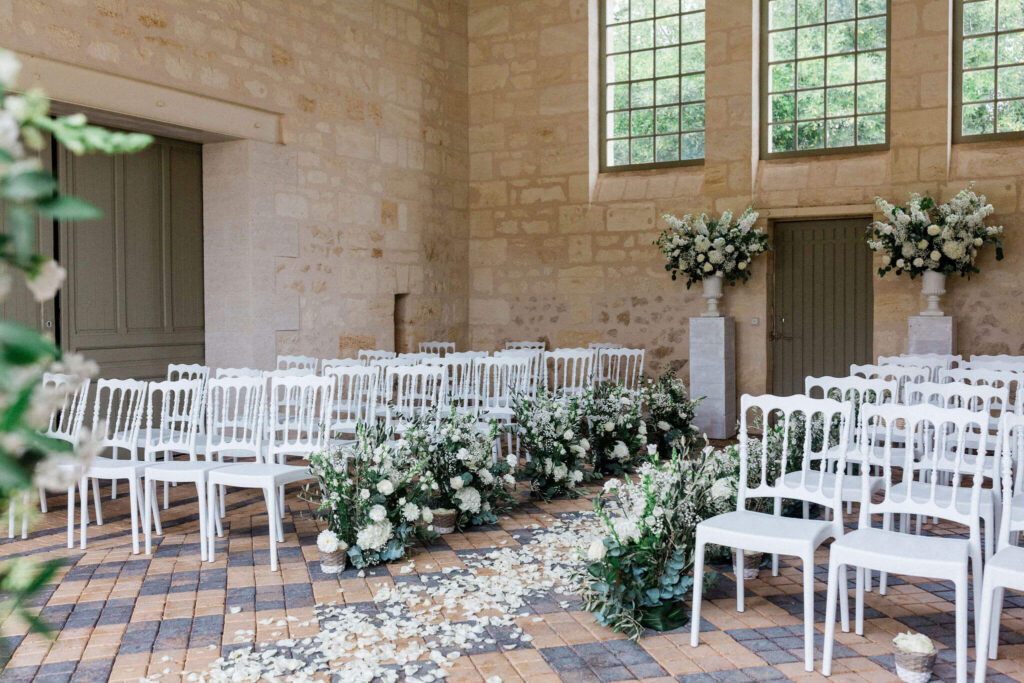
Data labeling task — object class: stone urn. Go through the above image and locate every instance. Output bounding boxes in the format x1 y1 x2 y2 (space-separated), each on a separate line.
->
701 273 724 317
919 270 946 317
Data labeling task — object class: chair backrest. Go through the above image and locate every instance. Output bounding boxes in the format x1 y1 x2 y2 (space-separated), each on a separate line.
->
324 365 378 431
358 349 396 364
879 354 961 381
320 358 363 373
939 368 1024 416
396 352 435 364
804 375 897 446
370 356 409 369
276 355 317 372
588 342 623 349
545 348 595 395
383 365 444 425
167 363 210 385
418 341 455 356
215 367 263 379
737 394 853 528
426 354 475 406
42 373 92 445
262 367 314 379
904 380 1008 416
473 356 530 413
143 379 202 456
506 340 545 351
971 354 1024 364
596 348 645 390
857 403 991 531
850 363 929 402
206 376 265 460
494 348 544 397
961 359 1024 374
996 413 1024 551
91 378 147 460
266 375 332 462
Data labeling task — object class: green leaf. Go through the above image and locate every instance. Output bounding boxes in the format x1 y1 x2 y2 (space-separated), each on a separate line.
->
1 170 57 202
0 321 60 366
35 195 102 220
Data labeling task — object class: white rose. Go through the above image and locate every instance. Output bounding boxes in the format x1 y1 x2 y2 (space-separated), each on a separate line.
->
647 444 658 455
369 504 387 522
506 453 517 468
913 257 924 267
454 486 481 514
26 260 66 302
421 507 434 523
973 237 983 246
703 262 713 272
895 258 905 268
377 480 394 495
881 254 891 265
917 239 928 249
738 262 747 270
450 476 464 490
587 539 607 561
929 250 941 261
603 421 615 432
611 441 630 460
657 420 671 431
563 429 574 440
579 438 590 451
927 224 940 236
360 489 370 500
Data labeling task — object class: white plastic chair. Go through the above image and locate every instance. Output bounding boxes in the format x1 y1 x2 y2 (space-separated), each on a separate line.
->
975 413 1024 681
419 341 455 356
588 342 622 350
596 348 644 390
970 354 1024 364
473 356 529 456
276 355 317 372
141 379 211 559
266 375 333 466
691 394 854 672
505 340 545 351
850 363 929 403
358 349 396 364
879 353 961 381
822 403 990 683
215 367 263 379
382 365 443 431
544 348 595 396
325 365 378 441
494 349 544 399
939 368 1024 419
36 373 91 518
320 358 363 374
427 353 476 411
77 379 150 553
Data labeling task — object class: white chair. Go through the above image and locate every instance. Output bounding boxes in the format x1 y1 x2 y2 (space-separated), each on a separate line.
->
358 349 396 364
325 365 378 442
382 365 443 432
266 375 333 466
419 341 455 356
427 353 476 411
850 363 929 403
544 348 595 396
142 379 211 559
320 358 362 374
596 348 644 390
276 355 317 372
822 403 990 683
495 349 544 399
215 367 263 379
975 413 1024 681
473 356 529 456
37 373 91 517
505 340 545 351
691 394 854 672
971 354 1024 364
397 352 435 364
879 353 961 381
77 379 150 553
939 368 1024 419
588 342 622 350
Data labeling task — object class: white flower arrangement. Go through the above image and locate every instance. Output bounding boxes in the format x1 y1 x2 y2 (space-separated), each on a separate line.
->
643 373 703 458
511 389 590 501
585 383 647 476
867 184 1004 278
893 632 936 655
654 207 768 287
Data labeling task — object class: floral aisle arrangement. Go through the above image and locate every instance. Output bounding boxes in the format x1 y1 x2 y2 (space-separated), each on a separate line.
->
584 383 648 476
307 423 434 569
579 449 732 640
866 184 1004 278
654 207 767 287
510 389 589 501
643 373 703 458
0 48 151 645
404 407 516 531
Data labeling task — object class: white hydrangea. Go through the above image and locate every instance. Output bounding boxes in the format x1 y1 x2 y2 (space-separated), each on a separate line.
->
402 502 419 522
376 479 394 496
450 476 465 490
454 486 481 514
356 521 392 551
369 504 387 523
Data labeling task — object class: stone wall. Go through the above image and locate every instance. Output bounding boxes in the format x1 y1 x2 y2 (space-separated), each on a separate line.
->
0 0 470 363
467 0 1024 394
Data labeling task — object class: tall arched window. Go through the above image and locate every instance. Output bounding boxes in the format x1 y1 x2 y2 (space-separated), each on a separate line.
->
956 0 1024 140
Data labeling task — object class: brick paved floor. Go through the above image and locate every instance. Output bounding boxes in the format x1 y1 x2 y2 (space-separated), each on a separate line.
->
1 481 1023 682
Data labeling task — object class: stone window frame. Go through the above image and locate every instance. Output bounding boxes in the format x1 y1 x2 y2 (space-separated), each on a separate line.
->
759 0 892 159
954 0 1024 142
599 0 707 172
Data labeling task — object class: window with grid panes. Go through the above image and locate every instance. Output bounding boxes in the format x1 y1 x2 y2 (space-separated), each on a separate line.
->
601 0 706 170
957 0 1024 140
762 0 889 157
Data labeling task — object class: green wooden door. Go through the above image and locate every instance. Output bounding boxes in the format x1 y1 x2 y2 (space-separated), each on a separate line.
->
771 218 874 396
57 134 204 380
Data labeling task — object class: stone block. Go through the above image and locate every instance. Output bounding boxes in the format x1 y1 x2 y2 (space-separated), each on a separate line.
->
908 316 956 354
690 317 737 439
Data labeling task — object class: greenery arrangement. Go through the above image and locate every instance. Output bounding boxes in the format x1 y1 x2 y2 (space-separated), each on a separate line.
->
0 48 151 648
866 184 1004 278
654 207 768 287
642 373 703 459
584 383 648 476
510 389 589 502
579 449 732 640
404 406 516 530
306 422 435 569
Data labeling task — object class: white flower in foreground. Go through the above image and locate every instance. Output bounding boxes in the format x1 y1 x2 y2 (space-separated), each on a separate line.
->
26 260 66 302
611 441 629 461
579 438 590 451
317 529 340 553
421 507 434 523
360 488 370 500
647 444 658 456
587 539 607 561
376 479 394 495
0 50 20 86
454 486 481 514
478 469 494 485
563 429 574 440
570 469 584 483
603 421 615 432
657 420 671 431
402 502 419 522
612 518 640 542
893 631 936 655
710 477 733 501
449 476 464 491
356 520 392 551
369 504 387 522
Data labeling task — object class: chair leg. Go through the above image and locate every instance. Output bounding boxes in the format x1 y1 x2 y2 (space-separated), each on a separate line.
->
976 575 995 682
954 570 968 683
151 486 163 536
988 586 1002 661
207 481 218 562
823 560 841 677
7 499 14 539
735 547 745 613
90 478 102 526
128 476 140 555
111 479 117 500
801 554 815 672
39 487 47 513
143 477 154 555
66 484 75 549
20 492 28 539
690 540 706 648
196 481 208 563
855 566 865 636
79 478 89 551
969 543 984 648
840 563 850 633
267 486 279 571
771 497 781 577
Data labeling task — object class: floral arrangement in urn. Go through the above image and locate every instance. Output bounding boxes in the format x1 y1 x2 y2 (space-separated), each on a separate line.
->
579 449 732 640
866 184 1004 279
306 423 434 569
404 407 516 531
510 389 589 501
584 383 649 477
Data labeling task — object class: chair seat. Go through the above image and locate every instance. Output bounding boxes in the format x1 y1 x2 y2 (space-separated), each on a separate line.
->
888 481 995 517
145 460 224 483
781 470 885 502
829 527 969 578
983 546 1024 591
88 457 147 476
208 462 312 487
696 510 835 557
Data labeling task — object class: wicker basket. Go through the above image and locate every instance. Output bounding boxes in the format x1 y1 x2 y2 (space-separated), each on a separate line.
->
319 548 347 574
893 642 936 683
432 509 457 535
734 551 763 580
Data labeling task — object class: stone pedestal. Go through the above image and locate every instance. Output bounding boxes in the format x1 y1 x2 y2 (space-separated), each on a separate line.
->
908 316 956 354
689 316 737 440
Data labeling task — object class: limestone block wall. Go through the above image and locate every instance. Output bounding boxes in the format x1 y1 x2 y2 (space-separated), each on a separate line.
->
467 0 1024 394
0 0 470 363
